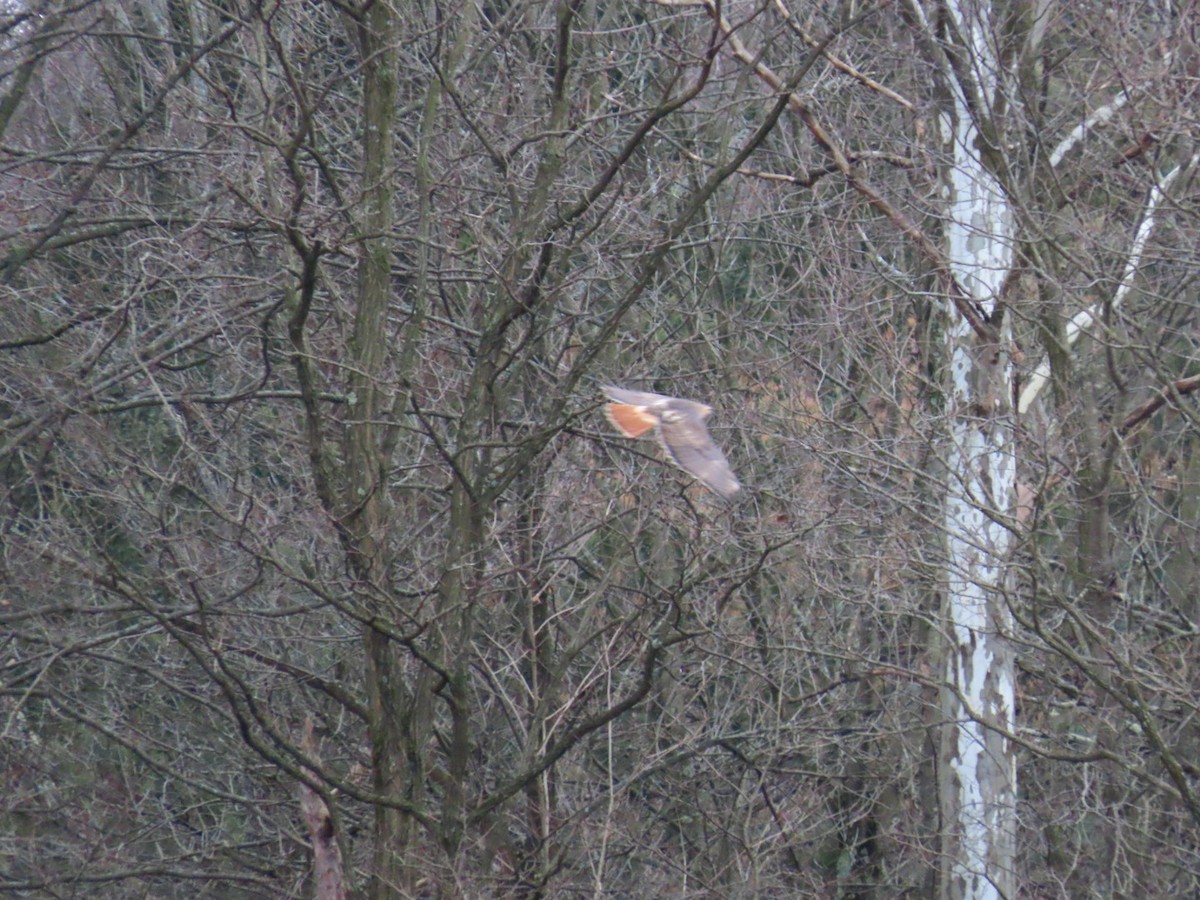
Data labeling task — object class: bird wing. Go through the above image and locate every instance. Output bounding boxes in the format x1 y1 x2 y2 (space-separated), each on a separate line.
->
601 385 674 409
601 385 712 421
656 404 741 499
601 385 740 498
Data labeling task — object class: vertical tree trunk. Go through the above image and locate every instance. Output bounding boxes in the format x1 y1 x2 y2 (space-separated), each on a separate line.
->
936 1 1018 896
299 718 350 900
346 3 411 896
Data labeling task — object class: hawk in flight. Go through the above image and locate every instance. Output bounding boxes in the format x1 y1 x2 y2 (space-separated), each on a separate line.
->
602 385 741 499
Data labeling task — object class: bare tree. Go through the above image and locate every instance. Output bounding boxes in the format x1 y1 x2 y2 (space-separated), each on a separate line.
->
5 0 1200 897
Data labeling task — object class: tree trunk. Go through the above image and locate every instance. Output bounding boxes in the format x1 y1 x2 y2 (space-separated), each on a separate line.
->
936 1 1018 896
345 3 413 895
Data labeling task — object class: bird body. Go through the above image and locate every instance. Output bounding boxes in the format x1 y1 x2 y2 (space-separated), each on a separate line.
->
602 385 741 498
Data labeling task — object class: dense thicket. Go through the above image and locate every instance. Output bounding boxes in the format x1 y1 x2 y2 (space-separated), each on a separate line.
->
3 0 1199 896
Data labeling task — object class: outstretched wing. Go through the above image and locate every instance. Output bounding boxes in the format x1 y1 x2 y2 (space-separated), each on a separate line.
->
656 408 741 499
601 385 676 408
601 385 740 498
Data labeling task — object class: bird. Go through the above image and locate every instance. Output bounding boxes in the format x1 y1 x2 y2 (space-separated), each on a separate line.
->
601 385 741 499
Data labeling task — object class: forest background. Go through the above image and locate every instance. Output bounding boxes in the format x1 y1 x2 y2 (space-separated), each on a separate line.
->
3 0 1200 897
